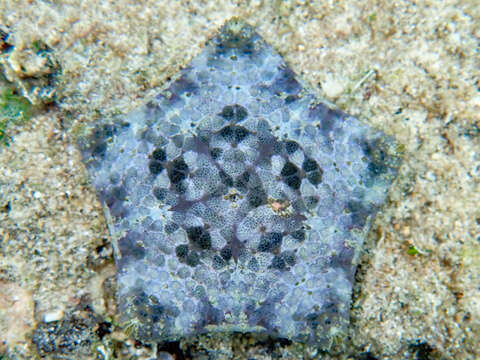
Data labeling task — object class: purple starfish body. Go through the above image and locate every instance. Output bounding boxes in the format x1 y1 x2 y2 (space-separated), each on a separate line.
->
79 18 401 347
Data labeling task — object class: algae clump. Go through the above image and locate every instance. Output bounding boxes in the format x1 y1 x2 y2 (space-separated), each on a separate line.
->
0 87 33 145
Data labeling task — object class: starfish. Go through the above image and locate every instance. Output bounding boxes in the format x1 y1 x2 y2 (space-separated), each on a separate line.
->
78 18 402 348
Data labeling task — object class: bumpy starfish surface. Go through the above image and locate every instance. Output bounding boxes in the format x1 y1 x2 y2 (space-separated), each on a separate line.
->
79 18 402 347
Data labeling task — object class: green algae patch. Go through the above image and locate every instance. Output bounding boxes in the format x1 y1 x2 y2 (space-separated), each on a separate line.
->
462 244 480 272
0 88 33 146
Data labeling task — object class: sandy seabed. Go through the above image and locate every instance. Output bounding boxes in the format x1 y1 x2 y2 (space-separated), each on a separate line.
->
0 1 479 359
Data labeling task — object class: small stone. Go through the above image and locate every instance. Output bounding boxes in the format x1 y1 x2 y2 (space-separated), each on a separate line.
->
43 309 65 323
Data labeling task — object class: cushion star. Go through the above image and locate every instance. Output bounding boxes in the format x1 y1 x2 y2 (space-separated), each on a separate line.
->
78 18 402 348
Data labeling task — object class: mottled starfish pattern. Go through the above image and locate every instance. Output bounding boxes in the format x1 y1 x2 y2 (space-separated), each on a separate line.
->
78 19 401 347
